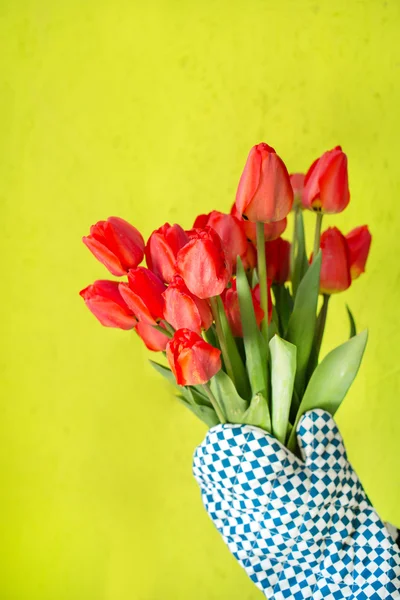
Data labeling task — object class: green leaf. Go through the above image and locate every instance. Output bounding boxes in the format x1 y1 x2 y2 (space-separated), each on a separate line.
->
216 296 251 400
176 395 220 427
286 252 321 397
209 369 248 423
291 209 309 297
236 257 269 404
287 329 368 453
268 316 279 342
272 284 294 336
150 361 219 426
269 335 297 445
346 304 357 338
150 360 176 386
204 324 220 349
240 393 271 432
251 268 259 287
150 360 212 408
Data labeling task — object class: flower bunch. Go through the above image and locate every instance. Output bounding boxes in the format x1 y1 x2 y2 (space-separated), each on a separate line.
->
80 143 371 454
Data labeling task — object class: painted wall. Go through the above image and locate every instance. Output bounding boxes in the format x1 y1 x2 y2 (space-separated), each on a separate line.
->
1 1 399 598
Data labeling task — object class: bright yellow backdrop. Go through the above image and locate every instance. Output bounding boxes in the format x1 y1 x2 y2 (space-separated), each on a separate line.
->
1 1 399 599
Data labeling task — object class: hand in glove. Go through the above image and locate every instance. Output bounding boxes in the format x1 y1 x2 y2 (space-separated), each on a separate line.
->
193 409 400 599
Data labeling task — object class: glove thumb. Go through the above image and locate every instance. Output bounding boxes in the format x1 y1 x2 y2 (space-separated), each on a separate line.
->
297 409 348 470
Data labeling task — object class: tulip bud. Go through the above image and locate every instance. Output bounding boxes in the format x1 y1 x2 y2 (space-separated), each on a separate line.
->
83 217 145 276
231 203 287 243
235 143 293 223
222 280 264 337
176 227 231 299
345 226 372 280
166 328 221 386
302 146 350 214
119 267 165 324
145 223 189 283
163 276 212 335
80 280 137 330
265 237 291 285
290 173 305 209
317 228 351 294
195 210 248 270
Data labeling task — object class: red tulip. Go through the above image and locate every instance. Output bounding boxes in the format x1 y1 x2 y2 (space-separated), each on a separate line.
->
241 240 257 271
80 280 136 330
222 280 265 337
83 217 145 276
290 173 305 208
346 225 372 280
235 143 293 223
145 223 189 283
253 282 273 325
193 213 211 229
135 321 169 352
176 227 231 299
196 210 248 270
316 227 351 294
302 146 350 214
231 203 287 243
265 237 291 284
119 267 165 324
166 328 221 386
163 276 212 335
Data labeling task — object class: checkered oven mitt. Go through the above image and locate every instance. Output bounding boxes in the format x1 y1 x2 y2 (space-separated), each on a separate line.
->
193 409 400 599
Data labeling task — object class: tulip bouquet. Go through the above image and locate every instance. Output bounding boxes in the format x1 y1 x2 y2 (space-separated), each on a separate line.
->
80 144 371 455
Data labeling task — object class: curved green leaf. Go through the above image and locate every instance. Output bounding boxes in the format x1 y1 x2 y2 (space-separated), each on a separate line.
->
286 252 321 396
236 257 269 402
269 335 297 444
287 329 368 453
176 395 219 427
239 393 271 432
216 296 251 399
209 369 248 423
291 208 309 297
346 304 357 338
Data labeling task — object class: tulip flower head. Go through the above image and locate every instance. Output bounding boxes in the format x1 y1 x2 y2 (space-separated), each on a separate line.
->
235 143 293 223
176 227 231 299
346 225 372 280
317 227 352 294
166 328 222 386
290 173 305 209
265 237 291 285
80 280 137 330
198 210 248 270
145 223 189 283
302 146 350 214
119 267 165 324
83 217 145 276
232 202 288 244
222 280 264 337
163 276 213 335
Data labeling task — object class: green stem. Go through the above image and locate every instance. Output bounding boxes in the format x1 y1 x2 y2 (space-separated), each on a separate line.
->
256 222 269 344
210 296 235 383
314 294 330 361
312 212 323 262
202 383 226 423
290 205 299 280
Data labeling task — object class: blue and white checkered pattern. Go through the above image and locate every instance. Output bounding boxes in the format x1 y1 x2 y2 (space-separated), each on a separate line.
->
193 409 400 599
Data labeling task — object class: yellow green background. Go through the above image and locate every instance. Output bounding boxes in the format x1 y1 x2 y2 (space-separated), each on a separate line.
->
1 1 399 598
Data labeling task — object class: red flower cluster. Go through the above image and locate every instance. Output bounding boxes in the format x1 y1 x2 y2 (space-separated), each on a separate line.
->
80 142 371 388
